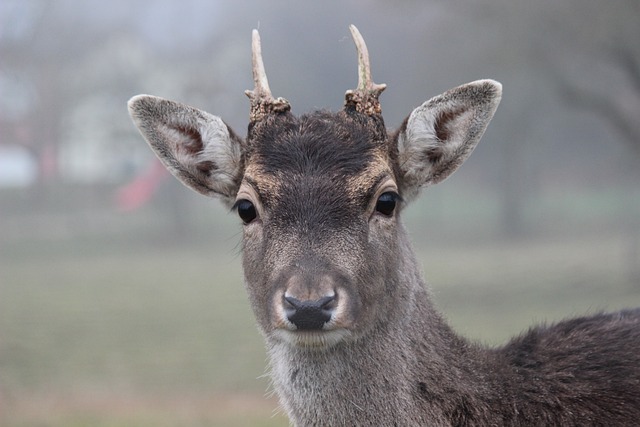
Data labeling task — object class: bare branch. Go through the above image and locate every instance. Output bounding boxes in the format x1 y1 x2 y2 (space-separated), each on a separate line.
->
559 81 640 154
608 45 640 95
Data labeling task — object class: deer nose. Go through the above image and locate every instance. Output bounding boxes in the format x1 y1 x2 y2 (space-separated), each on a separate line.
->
284 294 336 330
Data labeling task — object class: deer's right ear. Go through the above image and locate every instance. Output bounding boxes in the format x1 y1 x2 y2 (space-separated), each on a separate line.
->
395 80 501 202
128 95 244 207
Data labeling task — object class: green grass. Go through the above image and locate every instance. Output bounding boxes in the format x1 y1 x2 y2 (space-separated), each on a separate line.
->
1 392 287 427
1 208 639 425
424 235 640 344
0 239 290 426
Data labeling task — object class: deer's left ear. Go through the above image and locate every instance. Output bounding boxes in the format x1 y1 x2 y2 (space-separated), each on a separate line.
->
395 79 501 202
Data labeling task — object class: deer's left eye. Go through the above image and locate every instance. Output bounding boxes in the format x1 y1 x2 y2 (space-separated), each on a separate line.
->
375 192 398 216
235 199 258 224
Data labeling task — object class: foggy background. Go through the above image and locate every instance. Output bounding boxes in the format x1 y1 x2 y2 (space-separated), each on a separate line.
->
1 0 639 425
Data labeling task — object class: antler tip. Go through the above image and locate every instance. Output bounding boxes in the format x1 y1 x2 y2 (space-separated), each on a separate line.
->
348 24 361 40
249 28 271 98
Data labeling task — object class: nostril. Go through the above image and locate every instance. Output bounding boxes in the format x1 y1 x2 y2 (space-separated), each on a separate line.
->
283 295 297 310
318 295 336 309
284 294 336 330
284 295 336 312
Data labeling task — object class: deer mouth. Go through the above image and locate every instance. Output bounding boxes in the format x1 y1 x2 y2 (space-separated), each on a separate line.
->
272 328 353 349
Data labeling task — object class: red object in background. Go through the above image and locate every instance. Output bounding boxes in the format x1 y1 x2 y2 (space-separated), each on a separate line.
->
40 143 57 181
115 160 169 212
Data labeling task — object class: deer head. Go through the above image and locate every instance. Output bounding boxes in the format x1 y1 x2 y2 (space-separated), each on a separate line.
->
128 26 501 349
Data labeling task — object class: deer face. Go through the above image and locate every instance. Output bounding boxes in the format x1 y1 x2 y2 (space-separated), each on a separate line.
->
128 26 501 349
236 112 402 347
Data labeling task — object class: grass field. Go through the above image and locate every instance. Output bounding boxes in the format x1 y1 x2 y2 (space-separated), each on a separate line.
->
1 193 639 426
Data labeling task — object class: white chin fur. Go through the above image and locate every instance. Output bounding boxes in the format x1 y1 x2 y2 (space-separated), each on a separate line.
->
272 329 353 349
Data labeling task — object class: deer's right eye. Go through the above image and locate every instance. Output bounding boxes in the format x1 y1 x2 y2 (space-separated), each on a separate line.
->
235 199 257 224
375 192 398 216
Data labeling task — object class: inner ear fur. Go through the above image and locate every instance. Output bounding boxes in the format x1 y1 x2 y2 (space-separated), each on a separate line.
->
395 79 502 202
128 95 245 206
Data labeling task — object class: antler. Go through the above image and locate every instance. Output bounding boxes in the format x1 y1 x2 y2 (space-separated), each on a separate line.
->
245 29 290 122
344 25 386 116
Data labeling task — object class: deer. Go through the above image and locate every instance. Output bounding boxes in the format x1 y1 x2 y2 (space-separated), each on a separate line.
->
128 26 640 426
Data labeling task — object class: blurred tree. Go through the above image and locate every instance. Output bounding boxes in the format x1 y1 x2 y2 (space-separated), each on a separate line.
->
439 0 640 241
541 0 640 156
529 0 640 278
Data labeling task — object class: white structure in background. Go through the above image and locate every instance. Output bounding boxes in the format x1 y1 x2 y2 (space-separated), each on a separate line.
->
58 94 149 184
0 144 37 188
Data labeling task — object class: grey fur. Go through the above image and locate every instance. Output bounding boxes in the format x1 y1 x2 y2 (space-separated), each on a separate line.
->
128 29 640 427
